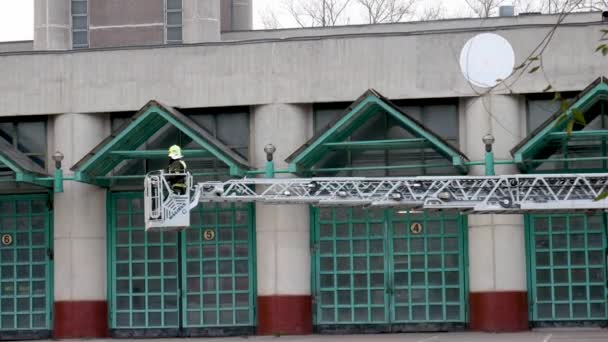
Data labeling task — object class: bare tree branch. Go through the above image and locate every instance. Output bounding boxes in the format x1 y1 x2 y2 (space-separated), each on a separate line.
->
286 0 353 27
464 0 507 17
259 6 282 29
357 0 418 24
417 1 447 21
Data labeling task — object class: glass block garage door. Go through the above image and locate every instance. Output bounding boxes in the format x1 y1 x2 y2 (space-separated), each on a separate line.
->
527 214 607 324
0 194 52 338
109 193 255 337
312 207 467 332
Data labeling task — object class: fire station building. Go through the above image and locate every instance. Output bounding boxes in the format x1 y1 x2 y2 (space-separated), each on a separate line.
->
0 0 607 339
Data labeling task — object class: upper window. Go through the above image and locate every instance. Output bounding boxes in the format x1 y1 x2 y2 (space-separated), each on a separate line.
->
0 118 47 170
313 99 460 177
526 93 608 172
71 0 89 49
166 0 183 44
526 93 577 134
110 107 249 179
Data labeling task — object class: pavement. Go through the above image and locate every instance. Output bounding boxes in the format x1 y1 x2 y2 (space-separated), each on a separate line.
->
49 330 608 342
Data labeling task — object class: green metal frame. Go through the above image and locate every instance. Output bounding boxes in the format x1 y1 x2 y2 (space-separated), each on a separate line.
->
0 193 54 333
310 207 468 328
107 192 257 333
73 101 250 187
0 155 52 189
525 213 607 323
287 92 469 175
513 78 608 172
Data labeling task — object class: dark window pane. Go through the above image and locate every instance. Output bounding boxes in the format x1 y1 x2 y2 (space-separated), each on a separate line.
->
167 12 182 26
167 0 182 10
167 27 182 42
72 1 87 14
73 15 87 30
73 31 88 45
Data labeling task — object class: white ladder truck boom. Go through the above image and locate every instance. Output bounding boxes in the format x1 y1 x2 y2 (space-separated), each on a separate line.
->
144 171 608 231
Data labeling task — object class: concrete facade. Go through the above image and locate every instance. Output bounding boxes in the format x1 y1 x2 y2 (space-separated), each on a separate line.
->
33 0 70 50
1 4 607 339
183 0 221 43
88 0 165 48
5 13 607 116
52 113 109 337
251 103 313 334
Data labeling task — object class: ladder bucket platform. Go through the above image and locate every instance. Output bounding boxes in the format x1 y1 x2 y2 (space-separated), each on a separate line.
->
144 170 195 231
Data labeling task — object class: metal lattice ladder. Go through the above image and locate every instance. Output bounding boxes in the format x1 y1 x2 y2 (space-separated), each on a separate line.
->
144 172 608 230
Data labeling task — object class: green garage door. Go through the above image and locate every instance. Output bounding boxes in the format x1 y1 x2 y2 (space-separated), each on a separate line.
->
527 213 607 326
108 192 256 337
312 207 467 332
0 194 53 340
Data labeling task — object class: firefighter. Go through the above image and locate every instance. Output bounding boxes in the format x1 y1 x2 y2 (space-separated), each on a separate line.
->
166 145 188 195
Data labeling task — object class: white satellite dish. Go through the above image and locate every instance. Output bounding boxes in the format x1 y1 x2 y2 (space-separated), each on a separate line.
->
459 33 515 88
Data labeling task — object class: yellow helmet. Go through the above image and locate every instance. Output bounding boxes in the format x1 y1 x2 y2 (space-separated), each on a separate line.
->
168 145 183 159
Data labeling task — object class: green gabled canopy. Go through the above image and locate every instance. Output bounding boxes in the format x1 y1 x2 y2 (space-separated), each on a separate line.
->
286 89 469 175
511 77 608 172
72 100 251 186
0 137 51 188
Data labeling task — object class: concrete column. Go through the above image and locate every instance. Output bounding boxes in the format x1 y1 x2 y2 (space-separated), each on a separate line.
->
182 0 220 43
52 113 110 338
231 0 252 31
462 94 529 332
34 0 71 50
252 103 313 335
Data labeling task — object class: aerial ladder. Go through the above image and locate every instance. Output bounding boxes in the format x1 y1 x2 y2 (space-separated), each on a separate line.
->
144 170 608 231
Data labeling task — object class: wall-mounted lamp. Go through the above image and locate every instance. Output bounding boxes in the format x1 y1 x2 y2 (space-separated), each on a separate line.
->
264 144 276 178
52 151 64 169
52 151 64 193
482 134 495 176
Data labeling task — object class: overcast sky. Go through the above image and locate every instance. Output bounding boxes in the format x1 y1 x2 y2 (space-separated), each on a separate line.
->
0 0 517 42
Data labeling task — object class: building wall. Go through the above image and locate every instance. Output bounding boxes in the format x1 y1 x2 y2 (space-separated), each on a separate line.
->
89 0 165 48
2 9 608 338
221 0 253 32
5 12 608 116
0 41 34 53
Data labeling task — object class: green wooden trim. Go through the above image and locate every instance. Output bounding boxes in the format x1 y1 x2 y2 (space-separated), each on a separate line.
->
15 172 53 188
109 149 212 158
309 205 318 325
323 138 429 150
547 130 608 140
524 214 534 320
514 82 608 169
311 162 452 173
248 203 257 327
47 193 54 329
0 155 51 188
106 190 114 328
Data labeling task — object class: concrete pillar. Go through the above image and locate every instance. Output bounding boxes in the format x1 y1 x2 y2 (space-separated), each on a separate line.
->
182 0 220 43
34 0 71 50
52 113 110 338
462 94 529 332
252 103 313 335
231 0 252 31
